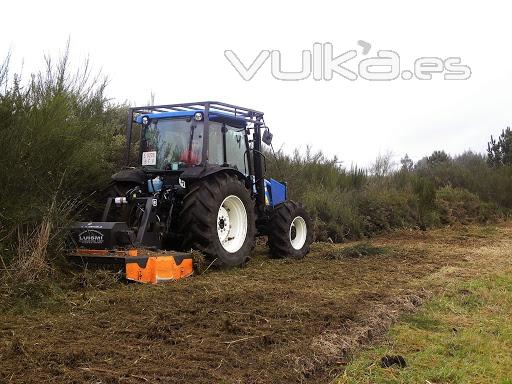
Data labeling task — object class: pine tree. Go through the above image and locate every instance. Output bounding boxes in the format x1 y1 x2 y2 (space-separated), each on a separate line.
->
488 127 512 167
427 150 450 165
400 154 413 171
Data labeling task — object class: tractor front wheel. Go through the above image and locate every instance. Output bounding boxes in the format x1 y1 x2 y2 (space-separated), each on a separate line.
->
179 173 255 267
268 200 313 259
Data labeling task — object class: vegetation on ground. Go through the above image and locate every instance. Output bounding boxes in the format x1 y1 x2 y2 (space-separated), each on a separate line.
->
2 223 510 383
339 256 512 383
0 49 126 293
267 146 512 242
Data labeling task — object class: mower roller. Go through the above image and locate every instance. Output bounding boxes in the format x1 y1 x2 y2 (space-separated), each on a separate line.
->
69 101 313 283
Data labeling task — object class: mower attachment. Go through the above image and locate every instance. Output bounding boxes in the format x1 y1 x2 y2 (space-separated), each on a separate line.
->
70 249 193 284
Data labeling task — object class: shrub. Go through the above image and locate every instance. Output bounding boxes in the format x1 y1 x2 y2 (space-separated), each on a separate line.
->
267 148 508 242
302 187 362 242
435 186 499 224
0 48 126 281
358 187 417 235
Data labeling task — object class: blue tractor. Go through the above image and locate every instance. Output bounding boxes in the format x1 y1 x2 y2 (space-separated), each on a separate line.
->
70 101 313 273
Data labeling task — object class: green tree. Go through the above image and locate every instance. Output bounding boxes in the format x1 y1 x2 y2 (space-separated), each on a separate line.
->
400 154 414 171
427 150 451 166
487 127 512 167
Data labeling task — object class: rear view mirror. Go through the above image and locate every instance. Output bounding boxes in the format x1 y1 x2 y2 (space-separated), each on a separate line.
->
262 129 273 146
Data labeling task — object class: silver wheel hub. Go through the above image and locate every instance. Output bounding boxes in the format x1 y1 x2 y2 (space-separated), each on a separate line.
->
217 195 248 253
217 206 231 243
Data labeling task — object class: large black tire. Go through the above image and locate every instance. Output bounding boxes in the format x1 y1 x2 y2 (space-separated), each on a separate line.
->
179 173 256 267
268 200 313 259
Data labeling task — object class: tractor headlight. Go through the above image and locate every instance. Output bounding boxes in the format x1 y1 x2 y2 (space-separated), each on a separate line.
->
142 116 149 125
194 112 203 121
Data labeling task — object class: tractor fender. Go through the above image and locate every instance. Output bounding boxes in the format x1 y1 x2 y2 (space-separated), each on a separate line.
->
179 165 250 189
111 168 146 185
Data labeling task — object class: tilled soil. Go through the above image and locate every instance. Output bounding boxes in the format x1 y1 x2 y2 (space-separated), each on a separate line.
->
1 224 509 384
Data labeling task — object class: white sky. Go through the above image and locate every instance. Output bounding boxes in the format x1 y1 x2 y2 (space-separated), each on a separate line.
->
1 0 511 167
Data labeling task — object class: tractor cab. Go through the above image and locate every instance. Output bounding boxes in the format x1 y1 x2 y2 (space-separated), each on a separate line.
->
135 110 249 174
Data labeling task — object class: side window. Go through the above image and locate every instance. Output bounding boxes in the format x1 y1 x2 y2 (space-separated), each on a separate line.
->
226 126 247 174
208 122 224 165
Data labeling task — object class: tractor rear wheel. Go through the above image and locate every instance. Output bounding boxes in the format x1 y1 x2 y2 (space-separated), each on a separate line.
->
179 173 255 267
268 200 313 259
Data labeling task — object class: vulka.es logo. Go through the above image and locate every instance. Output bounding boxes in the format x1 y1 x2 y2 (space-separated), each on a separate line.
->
224 41 471 81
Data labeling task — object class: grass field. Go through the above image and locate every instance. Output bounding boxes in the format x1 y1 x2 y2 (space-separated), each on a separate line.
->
1 224 511 383
338 237 512 384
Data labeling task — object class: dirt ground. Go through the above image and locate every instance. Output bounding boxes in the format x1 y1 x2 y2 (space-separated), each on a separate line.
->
1 224 511 384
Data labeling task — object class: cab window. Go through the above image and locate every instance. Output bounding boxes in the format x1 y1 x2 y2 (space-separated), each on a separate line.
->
208 122 224 165
225 126 247 174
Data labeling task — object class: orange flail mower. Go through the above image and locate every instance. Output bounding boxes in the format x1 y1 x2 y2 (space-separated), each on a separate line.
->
70 248 193 284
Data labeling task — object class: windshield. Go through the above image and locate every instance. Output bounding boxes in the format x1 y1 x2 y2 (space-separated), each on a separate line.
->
142 118 203 169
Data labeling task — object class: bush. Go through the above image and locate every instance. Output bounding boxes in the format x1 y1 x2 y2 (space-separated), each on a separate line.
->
357 187 417 235
267 148 508 242
0 48 126 284
435 186 499 224
302 188 362 242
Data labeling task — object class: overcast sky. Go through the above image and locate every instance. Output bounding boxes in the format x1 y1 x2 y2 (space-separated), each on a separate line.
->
1 1 511 167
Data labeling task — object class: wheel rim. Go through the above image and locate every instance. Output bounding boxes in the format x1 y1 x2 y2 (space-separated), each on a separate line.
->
217 195 248 253
289 216 307 250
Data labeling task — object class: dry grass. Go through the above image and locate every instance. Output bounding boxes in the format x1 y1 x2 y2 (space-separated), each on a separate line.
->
0 193 81 305
0 218 55 305
10 218 53 283
69 268 123 291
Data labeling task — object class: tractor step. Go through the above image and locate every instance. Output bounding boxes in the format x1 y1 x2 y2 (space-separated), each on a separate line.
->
70 248 193 284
